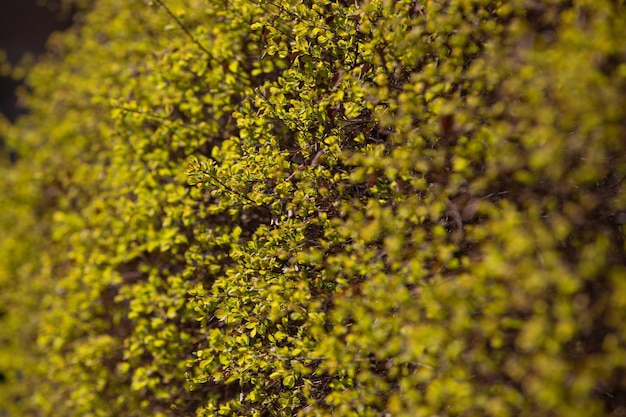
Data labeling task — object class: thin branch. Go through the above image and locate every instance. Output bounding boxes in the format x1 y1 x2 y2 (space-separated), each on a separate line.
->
151 0 216 60
151 0 251 83
200 168 271 215
112 104 206 136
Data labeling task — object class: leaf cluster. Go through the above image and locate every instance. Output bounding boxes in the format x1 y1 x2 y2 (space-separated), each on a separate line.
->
0 0 625 416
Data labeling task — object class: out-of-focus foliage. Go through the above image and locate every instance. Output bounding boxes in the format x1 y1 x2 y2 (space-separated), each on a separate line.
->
0 0 625 416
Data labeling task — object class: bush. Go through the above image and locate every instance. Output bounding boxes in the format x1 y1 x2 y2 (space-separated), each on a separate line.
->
1 0 625 416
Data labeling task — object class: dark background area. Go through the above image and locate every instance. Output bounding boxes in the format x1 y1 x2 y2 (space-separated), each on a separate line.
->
0 0 74 121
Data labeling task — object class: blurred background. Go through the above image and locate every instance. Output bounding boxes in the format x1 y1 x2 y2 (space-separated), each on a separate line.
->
0 0 74 121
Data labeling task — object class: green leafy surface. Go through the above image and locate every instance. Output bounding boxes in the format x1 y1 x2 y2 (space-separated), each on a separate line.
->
1 0 625 416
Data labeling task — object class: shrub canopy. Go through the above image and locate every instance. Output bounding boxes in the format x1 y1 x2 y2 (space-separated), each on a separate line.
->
1 0 625 416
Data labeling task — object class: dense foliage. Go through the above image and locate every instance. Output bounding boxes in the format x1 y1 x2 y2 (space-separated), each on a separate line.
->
1 0 625 416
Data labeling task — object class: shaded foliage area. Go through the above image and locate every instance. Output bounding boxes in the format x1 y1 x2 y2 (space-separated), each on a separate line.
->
0 0 625 416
